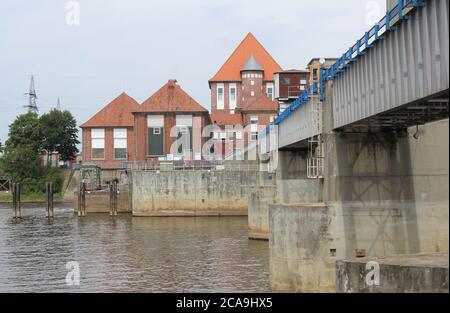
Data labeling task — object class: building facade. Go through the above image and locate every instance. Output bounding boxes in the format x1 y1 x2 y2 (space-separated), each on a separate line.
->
80 93 140 169
80 81 210 168
133 79 210 162
274 70 310 113
208 32 282 157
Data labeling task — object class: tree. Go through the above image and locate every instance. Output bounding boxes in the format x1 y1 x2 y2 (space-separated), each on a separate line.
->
40 109 80 162
5 112 41 152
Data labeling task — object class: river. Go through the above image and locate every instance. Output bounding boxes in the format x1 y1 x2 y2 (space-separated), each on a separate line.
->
0 204 270 293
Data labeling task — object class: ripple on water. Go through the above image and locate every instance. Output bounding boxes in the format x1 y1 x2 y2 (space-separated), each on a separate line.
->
0 204 270 293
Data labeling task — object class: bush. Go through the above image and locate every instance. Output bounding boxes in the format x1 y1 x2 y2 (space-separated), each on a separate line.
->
43 167 64 193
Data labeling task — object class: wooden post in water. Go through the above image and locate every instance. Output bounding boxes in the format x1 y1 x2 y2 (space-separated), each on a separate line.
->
110 181 118 216
46 182 54 218
78 182 87 217
12 183 21 220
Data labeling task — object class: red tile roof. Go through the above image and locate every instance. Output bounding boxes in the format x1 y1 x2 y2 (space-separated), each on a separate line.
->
209 32 283 83
241 95 279 112
210 114 243 126
138 80 208 113
80 92 140 128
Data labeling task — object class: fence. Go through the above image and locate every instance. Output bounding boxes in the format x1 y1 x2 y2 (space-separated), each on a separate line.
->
121 160 260 172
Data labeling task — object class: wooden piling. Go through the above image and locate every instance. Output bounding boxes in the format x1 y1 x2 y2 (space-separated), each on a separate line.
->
78 182 87 217
12 183 21 220
110 181 118 216
46 182 54 218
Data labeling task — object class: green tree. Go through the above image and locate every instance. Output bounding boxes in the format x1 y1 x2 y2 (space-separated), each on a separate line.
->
5 112 41 152
40 109 79 162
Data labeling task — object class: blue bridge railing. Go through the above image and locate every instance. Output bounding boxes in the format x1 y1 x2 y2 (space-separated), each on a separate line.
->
261 0 427 138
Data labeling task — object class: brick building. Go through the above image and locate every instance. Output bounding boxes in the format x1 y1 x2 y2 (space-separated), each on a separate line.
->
80 81 210 168
274 70 310 113
80 92 140 169
133 79 210 161
208 32 282 156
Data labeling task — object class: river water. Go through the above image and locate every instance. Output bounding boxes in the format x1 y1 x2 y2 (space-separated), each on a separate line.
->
0 204 270 293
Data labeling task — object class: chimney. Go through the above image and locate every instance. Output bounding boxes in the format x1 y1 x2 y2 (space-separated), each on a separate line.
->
168 79 177 88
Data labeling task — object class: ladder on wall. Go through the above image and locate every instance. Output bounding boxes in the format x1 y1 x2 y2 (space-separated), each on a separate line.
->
307 98 324 179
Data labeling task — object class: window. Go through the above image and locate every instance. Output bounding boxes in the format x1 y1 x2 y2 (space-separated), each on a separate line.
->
313 69 318 80
251 80 255 86
217 84 224 109
266 82 274 100
213 132 219 140
267 87 273 100
282 77 291 85
114 128 127 160
176 115 193 157
250 132 258 141
300 79 307 85
91 128 105 160
229 83 237 110
251 91 255 97
250 116 258 134
148 115 164 156
236 131 242 140
227 132 234 141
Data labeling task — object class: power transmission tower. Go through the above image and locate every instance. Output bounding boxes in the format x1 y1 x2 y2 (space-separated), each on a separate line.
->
56 97 61 111
24 75 38 113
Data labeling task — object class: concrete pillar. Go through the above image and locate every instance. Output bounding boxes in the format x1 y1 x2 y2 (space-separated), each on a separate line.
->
248 172 277 240
269 203 336 292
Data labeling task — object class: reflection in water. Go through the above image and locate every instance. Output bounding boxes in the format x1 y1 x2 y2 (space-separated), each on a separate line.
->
0 204 270 293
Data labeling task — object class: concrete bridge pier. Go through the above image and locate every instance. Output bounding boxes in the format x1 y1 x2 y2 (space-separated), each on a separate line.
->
268 80 449 292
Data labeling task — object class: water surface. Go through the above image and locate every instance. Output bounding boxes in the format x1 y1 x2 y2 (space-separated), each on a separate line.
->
0 204 270 293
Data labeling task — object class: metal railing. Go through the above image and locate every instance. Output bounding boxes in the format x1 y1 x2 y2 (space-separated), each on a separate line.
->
121 160 259 172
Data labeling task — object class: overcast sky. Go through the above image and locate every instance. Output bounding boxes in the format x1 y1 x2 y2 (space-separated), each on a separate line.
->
0 0 386 145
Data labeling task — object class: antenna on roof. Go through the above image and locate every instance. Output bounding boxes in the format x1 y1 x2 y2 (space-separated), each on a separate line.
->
24 75 38 113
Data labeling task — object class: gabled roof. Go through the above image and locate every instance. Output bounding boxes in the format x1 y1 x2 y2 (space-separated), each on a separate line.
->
242 55 264 71
210 114 243 126
138 80 208 113
241 95 279 112
80 92 140 128
209 32 283 83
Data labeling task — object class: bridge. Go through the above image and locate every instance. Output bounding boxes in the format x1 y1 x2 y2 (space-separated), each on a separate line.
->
255 0 449 292
263 0 448 149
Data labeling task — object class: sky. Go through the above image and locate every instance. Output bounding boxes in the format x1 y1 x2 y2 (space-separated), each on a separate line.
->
0 0 386 145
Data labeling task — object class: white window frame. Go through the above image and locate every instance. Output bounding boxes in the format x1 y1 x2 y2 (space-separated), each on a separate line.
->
91 128 105 160
113 128 127 160
217 83 224 110
229 83 237 110
266 82 274 100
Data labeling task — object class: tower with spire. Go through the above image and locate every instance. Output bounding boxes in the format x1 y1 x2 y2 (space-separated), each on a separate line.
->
208 32 282 115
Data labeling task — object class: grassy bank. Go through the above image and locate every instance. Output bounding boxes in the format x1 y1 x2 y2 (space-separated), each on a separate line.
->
0 192 63 203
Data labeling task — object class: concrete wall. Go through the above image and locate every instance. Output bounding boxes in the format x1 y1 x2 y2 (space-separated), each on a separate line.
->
72 189 132 213
336 253 449 293
269 203 336 292
323 119 449 259
269 78 449 292
132 170 258 216
63 169 130 202
248 172 276 240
